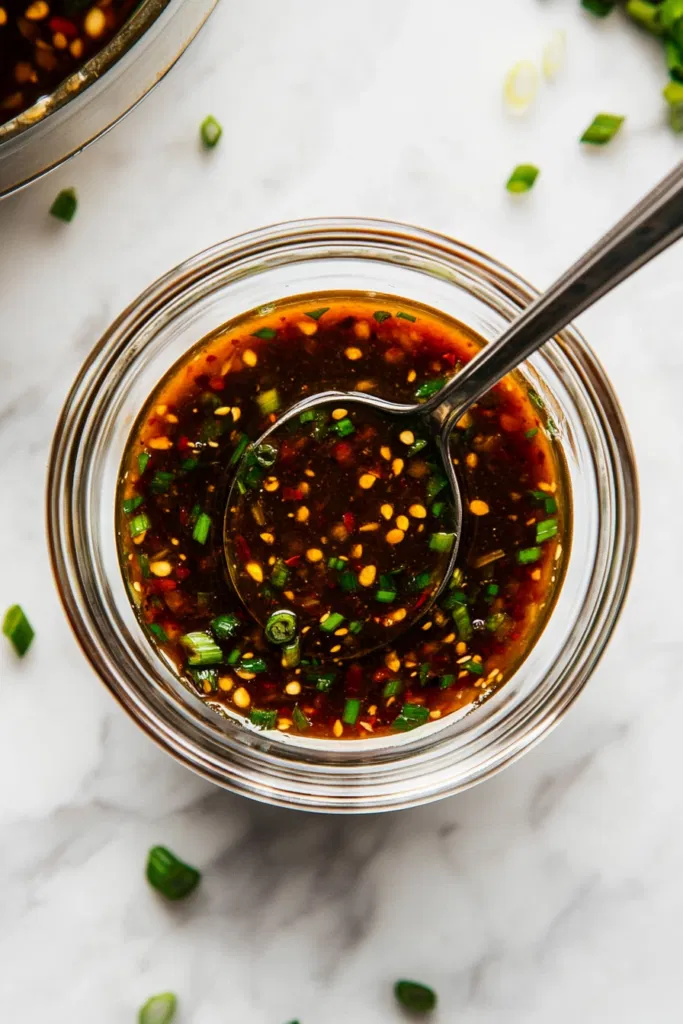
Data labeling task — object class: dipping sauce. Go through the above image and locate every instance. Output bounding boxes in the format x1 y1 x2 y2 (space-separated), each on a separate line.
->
0 0 136 122
116 294 568 739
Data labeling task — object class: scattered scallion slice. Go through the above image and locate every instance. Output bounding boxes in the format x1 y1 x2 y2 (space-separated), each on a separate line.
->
226 646 242 666
373 310 391 322
189 667 218 692
149 622 169 644
281 637 301 668
229 433 250 467
150 471 175 495
506 164 540 193
486 612 508 633
192 512 212 545
265 609 297 644
292 705 310 731
138 452 150 474
139 553 150 578
626 0 663 33
342 697 361 725
525 428 538 439
129 512 151 539
138 992 178 1024
396 311 416 322
50 187 77 222
271 559 289 589
464 658 484 676
251 327 277 340
517 545 542 565
535 518 558 543
383 679 402 698
663 80 683 131
452 603 472 642
257 388 280 416
327 556 345 571
3 605 34 656
239 656 266 673
542 28 567 79
392 703 430 731
439 674 456 689
406 438 428 458
250 708 277 729
580 112 625 145
348 620 364 634
299 410 316 423
394 980 437 1013
333 417 355 437
180 631 223 666
429 532 455 553
146 846 200 900
305 307 329 320
414 378 445 400
211 614 241 640
375 589 397 604
503 60 538 114
426 474 448 501
200 115 222 148
320 611 345 633
123 495 143 515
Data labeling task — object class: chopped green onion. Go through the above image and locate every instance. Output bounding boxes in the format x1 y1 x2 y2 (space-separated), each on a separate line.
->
517 545 542 565
452 603 472 642
257 388 281 416
146 846 200 901
626 0 663 33
123 495 143 515
415 378 446 401
308 671 334 691
239 656 266 673
226 646 242 666
242 464 263 489
139 553 150 578
439 674 456 689
406 439 428 458
440 589 467 611
265 610 297 644
580 112 625 145
299 410 316 423
486 612 508 633
251 327 277 340
535 518 558 543
544 496 558 514
426 474 448 501
661 0 683 32
396 311 416 322
2 605 34 656
129 512 151 539
431 501 445 518
373 310 392 323
150 470 175 495
138 992 178 1024
464 658 484 676
281 638 301 668
348 620 364 634
342 698 361 725
271 559 290 589
392 703 430 731
333 417 355 437
211 614 241 640
189 667 218 692
250 708 277 729
327 556 345 570
180 631 223 666
419 662 430 686
666 38 683 82
375 589 397 604
229 433 250 467
321 611 345 633
292 705 310 731
339 571 358 593
383 679 402 698
192 512 212 545
485 582 499 598
408 571 432 592
429 532 455 553
50 187 77 222
664 80 683 130
394 979 437 1013
138 452 150 474
305 307 330 320
199 114 222 148
506 164 540 193
181 457 198 472
149 622 169 644
525 428 538 440
581 0 616 14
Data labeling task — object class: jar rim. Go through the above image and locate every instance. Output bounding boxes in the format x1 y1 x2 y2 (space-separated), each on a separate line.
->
47 217 639 812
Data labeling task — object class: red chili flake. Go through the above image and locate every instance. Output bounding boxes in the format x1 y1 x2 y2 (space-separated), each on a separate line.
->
206 354 217 363
442 350 458 367
372 667 390 684
343 512 355 532
179 508 189 526
282 487 304 501
209 376 225 391
147 579 177 593
345 663 364 695
175 566 191 581
49 15 77 36
235 535 251 563
414 587 431 610
279 440 297 462
285 554 301 567
177 435 192 452
332 441 354 465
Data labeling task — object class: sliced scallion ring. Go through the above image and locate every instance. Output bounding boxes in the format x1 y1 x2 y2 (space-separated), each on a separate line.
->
503 60 538 114
506 164 540 193
542 29 567 80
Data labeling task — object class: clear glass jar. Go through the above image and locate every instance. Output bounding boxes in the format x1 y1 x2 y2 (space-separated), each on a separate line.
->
0 0 217 198
47 218 638 813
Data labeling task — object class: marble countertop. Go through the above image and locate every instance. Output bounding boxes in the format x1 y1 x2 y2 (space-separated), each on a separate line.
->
1 0 681 1019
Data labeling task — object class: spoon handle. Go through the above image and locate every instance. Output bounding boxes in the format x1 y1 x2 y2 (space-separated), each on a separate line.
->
428 160 683 422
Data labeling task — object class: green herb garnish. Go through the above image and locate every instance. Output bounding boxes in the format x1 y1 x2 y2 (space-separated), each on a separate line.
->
50 187 77 222
180 631 223 665
392 703 430 731
394 979 437 1013
250 708 278 729
2 605 34 656
342 698 361 725
192 512 212 545
580 112 625 144
506 164 540 193
138 992 178 1024
305 307 330 320
265 609 297 644
146 846 200 900
200 115 222 148
251 327 277 340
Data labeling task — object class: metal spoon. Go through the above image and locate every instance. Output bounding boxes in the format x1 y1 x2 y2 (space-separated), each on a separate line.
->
226 162 683 655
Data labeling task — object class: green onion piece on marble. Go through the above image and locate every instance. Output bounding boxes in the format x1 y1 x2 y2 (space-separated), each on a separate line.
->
580 112 625 145
506 164 540 193
138 992 178 1024
200 115 222 148
394 979 437 1013
146 846 200 901
2 605 34 656
581 0 616 15
50 187 77 222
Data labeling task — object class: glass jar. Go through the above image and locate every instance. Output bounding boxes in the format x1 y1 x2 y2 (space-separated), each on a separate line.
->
0 0 217 198
47 218 638 813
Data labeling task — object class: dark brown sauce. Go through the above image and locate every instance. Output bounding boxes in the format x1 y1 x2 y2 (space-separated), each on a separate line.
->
116 294 569 739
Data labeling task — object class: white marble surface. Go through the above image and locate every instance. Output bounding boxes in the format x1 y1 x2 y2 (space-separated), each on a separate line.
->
0 0 681 1019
